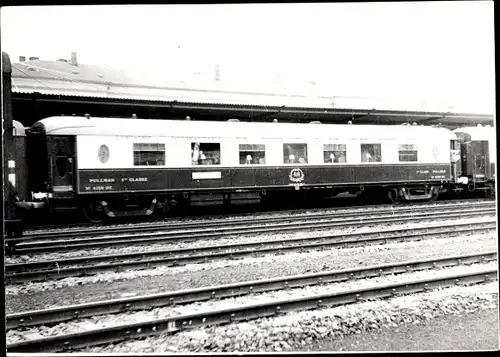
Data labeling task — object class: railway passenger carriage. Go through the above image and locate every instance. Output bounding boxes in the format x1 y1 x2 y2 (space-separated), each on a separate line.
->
2 49 495 235
24 116 460 221
453 125 496 195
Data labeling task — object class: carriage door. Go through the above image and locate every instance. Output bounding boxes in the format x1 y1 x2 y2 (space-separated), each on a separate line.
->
470 140 490 181
49 135 76 196
450 140 461 182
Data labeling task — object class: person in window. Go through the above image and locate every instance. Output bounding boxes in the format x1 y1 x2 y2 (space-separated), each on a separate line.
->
246 154 252 164
299 157 306 164
199 150 206 165
329 153 335 163
288 153 296 163
192 143 200 165
259 157 265 164
364 151 372 162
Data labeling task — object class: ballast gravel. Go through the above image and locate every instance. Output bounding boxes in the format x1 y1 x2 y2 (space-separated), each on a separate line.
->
6 216 495 265
45 282 500 352
6 261 498 346
5 232 497 299
24 199 482 235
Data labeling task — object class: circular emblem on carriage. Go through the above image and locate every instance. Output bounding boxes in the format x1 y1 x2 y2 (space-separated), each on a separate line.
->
289 168 305 183
98 145 110 163
432 146 439 160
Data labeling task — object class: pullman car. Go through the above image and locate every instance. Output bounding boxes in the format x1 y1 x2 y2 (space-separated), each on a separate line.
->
19 115 462 222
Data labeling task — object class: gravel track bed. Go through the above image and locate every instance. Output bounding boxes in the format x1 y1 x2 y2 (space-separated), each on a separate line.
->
6 261 498 345
5 232 497 310
79 283 498 353
6 216 494 264
21 205 374 236
296 305 498 351
15 208 476 246
22 283 499 353
25 200 480 235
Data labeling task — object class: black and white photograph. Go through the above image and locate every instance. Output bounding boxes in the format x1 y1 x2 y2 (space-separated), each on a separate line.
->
2 2 498 354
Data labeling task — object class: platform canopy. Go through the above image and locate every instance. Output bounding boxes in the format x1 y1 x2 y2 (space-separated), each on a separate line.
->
11 59 494 129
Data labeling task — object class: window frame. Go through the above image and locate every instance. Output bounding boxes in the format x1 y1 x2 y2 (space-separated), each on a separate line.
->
239 144 266 165
133 142 166 166
360 143 382 163
323 143 347 164
398 143 419 162
283 143 308 164
191 142 221 166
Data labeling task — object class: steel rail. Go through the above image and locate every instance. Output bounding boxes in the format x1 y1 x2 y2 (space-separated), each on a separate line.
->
23 198 489 235
15 200 495 242
6 269 497 353
5 219 496 284
6 251 497 330
8 207 497 255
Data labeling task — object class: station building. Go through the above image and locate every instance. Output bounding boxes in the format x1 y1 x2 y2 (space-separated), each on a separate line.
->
11 53 494 129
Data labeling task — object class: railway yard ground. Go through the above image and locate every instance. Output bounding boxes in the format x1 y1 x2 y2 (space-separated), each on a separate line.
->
4 198 499 353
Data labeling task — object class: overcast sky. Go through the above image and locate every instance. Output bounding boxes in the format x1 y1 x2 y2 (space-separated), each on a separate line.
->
1 2 495 113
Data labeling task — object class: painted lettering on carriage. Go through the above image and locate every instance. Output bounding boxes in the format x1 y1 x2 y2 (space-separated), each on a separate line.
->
89 178 115 183
416 170 429 174
432 170 446 174
85 185 114 191
121 177 148 182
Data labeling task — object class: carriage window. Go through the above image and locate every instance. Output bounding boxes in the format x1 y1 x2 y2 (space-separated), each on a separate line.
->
283 143 308 164
56 157 68 178
239 144 266 164
361 144 382 162
398 144 418 162
324 144 347 163
471 141 488 172
192 142 221 165
133 143 165 166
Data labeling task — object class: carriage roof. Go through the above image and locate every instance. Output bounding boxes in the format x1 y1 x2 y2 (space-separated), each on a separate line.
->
32 116 457 141
453 126 496 142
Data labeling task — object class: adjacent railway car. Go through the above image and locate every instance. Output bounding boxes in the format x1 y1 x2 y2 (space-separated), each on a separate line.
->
24 116 458 221
10 121 29 203
453 125 496 196
3 51 41 238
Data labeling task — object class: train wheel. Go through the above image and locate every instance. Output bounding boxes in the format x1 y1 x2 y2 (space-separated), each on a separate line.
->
222 193 232 207
388 189 401 204
154 198 170 218
428 189 440 202
82 202 106 223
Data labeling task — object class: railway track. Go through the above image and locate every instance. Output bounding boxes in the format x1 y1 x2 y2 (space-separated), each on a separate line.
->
5 218 496 284
23 197 486 234
21 194 364 231
6 251 497 330
6 256 497 352
6 202 497 255
19 199 493 240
